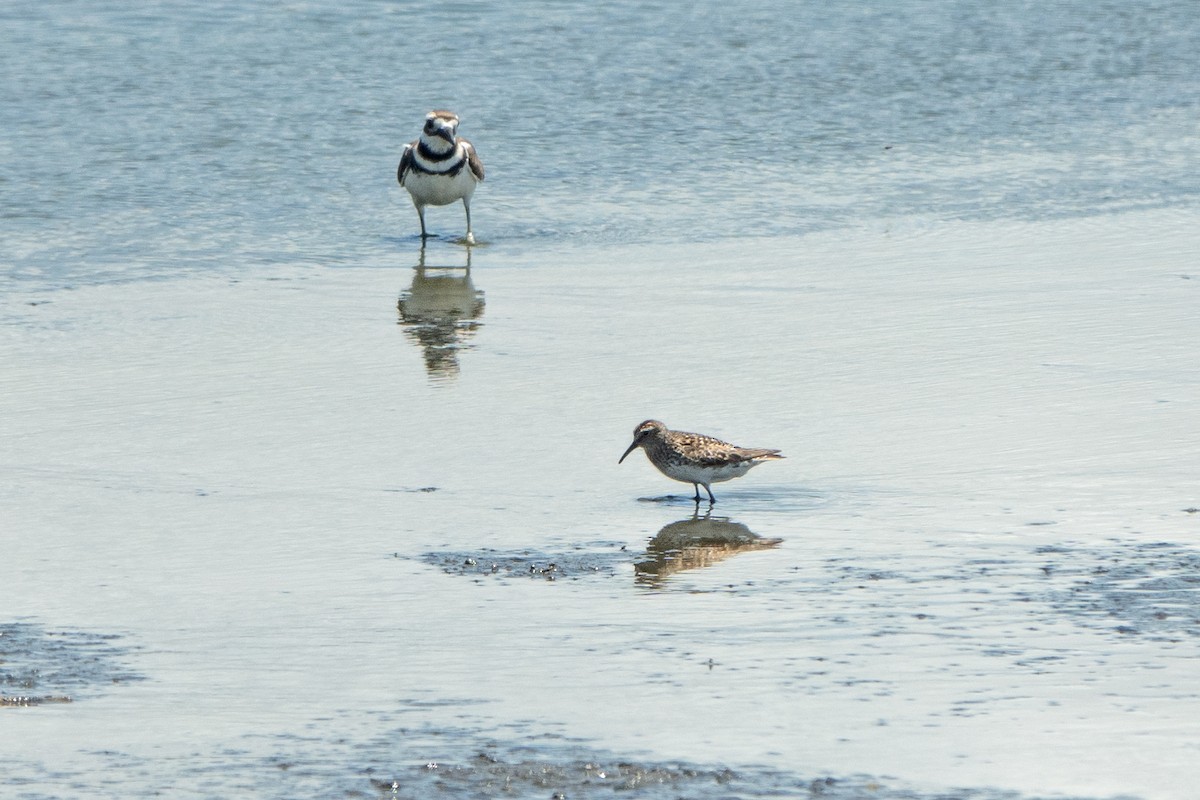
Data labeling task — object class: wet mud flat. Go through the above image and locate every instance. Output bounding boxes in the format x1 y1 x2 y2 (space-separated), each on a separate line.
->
375 753 898 800
419 544 629 582
1038 540 1200 640
0 622 140 707
0 718 1138 800
361 735 1133 800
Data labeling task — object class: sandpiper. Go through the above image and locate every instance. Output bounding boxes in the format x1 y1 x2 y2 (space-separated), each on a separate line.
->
618 420 784 503
397 110 485 244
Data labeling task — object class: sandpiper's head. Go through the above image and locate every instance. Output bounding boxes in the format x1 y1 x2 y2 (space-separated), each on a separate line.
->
619 419 667 463
421 110 460 148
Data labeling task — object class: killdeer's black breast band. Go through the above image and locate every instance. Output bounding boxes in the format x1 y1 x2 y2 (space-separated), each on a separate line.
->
416 141 460 162
409 156 466 177
411 141 467 176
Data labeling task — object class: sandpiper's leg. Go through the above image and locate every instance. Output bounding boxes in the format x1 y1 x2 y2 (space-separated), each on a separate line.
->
692 484 702 503
703 484 717 504
463 199 475 245
416 205 428 239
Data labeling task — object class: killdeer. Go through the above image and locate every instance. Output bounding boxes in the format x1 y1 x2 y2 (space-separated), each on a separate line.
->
619 420 784 503
397 110 484 244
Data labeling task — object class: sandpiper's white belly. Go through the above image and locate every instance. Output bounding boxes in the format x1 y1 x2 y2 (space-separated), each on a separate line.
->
659 461 757 486
404 168 477 207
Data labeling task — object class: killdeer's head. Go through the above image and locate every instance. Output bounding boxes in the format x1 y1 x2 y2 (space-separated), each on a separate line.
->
421 110 460 150
619 420 667 463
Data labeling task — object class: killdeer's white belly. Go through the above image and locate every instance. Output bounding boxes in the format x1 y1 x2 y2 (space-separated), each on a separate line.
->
405 168 477 207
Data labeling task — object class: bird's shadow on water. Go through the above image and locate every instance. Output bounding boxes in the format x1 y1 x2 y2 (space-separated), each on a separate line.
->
383 233 487 248
636 484 826 514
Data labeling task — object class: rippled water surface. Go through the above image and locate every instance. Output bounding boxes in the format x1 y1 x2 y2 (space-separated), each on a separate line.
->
3 2 1199 798
4 0 1199 288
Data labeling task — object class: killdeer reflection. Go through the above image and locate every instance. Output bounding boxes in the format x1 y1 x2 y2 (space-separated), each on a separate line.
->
397 110 485 244
397 247 484 381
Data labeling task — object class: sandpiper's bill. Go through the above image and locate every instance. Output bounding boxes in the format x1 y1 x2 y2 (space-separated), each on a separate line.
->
618 420 784 503
397 110 484 244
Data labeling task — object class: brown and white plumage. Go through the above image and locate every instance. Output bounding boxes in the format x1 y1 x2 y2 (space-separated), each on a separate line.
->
397 110 484 244
618 419 784 503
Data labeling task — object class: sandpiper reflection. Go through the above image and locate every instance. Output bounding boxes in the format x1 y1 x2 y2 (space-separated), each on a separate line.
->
397 246 484 381
635 510 783 586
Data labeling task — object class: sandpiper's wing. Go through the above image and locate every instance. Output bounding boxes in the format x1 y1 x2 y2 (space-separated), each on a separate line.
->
462 139 485 182
682 430 784 464
397 140 418 186
668 430 722 452
737 447 785 461
697 446 784 466
664 431 739 465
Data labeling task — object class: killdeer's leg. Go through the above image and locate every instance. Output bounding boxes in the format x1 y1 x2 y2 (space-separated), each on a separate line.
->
463 199 475 245
416 205 428 239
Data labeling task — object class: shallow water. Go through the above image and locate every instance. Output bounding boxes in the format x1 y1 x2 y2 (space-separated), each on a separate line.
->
4 215 1198 798
4 0 1199 289
4 1 1200 798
